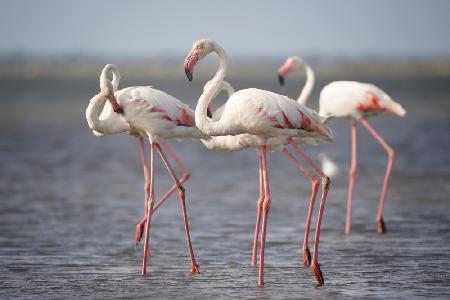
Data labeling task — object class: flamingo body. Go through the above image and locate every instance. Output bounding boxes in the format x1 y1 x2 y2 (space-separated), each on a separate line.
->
205 87 333 142
319 81 406 119
185 39 332 287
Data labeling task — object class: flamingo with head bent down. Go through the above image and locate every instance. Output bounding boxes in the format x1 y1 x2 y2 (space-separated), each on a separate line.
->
86 64 210 275
279 63 406 234
184 39 333 287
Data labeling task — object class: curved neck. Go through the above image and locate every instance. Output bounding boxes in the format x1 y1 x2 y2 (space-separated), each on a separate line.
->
100 64 121 93
195 43 231 136
86 93 127 135
296 63 315 105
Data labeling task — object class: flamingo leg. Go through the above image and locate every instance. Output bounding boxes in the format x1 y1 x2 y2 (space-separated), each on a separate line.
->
359 117 395 234
288 139 329 286
135 140 191 245
251 150 264 267
155 143 200 274
135 137 150 245
346 121 357 235
141 142 155 275
282 147 319 267
258 145 271 287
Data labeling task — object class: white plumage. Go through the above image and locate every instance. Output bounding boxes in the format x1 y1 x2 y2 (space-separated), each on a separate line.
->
86 64 201 277
184 39 331 287
319 81 406 118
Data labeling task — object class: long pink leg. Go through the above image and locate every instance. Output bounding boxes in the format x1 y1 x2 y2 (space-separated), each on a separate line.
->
251 150 264 267
141 142 155 275
282 147 320 267
346 121 357 235
288 139 329 286
258 145 271 287
135 140 191 245
135 137 151 245
359 117 395 234
155 143 200 274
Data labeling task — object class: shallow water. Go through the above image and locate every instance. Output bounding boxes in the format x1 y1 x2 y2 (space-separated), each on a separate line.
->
1 76 450 299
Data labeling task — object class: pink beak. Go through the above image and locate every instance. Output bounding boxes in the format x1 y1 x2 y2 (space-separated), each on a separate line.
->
184 50 200 81
277 62 292 86
107 93 124 114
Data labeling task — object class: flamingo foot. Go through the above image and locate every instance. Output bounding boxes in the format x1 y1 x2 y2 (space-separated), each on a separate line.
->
311 260 324 287
303 247 311 266
377 218 387 234
258 278 264 288
135 218 146 246
191 264 200 274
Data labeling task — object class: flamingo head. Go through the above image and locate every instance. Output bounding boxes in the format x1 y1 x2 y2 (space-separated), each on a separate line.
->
278 56 304 86
100 79 123 114
184 39 215 81
100 65 124 114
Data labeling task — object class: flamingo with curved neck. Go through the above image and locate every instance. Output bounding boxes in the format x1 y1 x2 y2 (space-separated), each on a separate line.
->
185 38 334 287
86 64 206 276
278 56 316 105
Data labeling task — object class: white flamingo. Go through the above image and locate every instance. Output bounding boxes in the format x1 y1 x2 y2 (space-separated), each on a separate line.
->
203 64 328 270
85 64 208 275
86 65 193 247
319 81 406 234
279 64 406 234
184 39 333 287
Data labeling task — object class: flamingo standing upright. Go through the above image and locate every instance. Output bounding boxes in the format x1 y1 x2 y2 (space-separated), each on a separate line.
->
86 64 209 275
279 66 406 234
203 65 328 270
184 39 333 287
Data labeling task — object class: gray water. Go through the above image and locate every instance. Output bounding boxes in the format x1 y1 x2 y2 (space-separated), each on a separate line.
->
1 75 450 299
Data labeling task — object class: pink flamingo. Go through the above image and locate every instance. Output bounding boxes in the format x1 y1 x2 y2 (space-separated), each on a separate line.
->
184 39 333 287
319 81 406 234
86 64 208 275
204 69 327 269
279 65 406 234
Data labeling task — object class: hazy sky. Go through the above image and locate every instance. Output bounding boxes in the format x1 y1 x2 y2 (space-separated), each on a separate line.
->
1 0 450 58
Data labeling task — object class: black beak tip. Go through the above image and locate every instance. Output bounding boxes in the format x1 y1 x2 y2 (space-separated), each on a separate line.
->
185 68 193 82
114 107 124 114
278 74 285 86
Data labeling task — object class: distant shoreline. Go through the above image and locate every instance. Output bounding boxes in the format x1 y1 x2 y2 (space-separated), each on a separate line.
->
1 58 449 79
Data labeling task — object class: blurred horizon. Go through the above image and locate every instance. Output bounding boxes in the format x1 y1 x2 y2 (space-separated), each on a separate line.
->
1 0 450 59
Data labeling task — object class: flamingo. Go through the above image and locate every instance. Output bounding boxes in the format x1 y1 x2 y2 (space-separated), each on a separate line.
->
203 64 328 270
85 64 208 275
86 65 193 247
184 39 333 287
279 65 406 234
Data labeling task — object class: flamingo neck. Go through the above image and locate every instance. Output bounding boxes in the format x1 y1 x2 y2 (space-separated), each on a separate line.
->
100 64 121 94
85 93 127 135
195 43 231 136
297 63 315 105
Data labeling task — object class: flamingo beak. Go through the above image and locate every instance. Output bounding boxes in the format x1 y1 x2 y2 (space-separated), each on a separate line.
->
184 50 199 82
185 67 193 82
107 93 124 114
278 62 292 87
207 102 213 118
